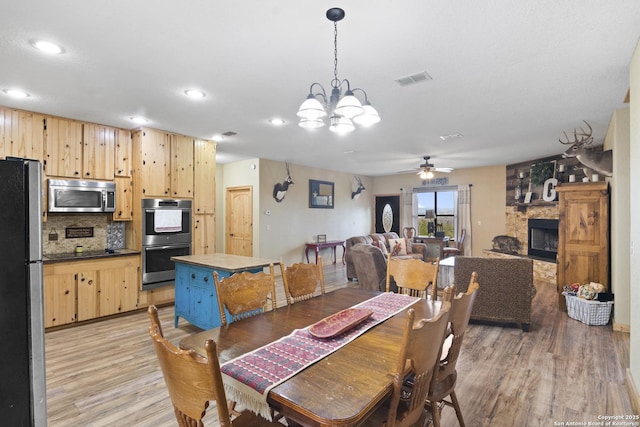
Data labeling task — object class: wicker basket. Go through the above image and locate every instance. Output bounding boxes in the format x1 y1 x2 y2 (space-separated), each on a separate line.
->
563 292 613 326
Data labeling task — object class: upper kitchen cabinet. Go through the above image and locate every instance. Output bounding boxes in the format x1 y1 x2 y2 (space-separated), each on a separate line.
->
132 128 194 199
170 134 194 198
193 138 216 214
132 128 171 197
83 123 115 180
44 117 83 178
114 128 132 177
0 107 45 161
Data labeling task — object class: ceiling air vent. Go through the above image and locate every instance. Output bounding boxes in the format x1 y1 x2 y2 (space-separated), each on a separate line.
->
222 131 237 137
394 71 433 87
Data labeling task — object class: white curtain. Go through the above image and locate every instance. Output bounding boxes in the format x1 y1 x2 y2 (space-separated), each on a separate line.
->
457 184 472 255
400 188 418 235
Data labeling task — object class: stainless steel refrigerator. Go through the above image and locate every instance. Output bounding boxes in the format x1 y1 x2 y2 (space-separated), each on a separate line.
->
0 157 47 426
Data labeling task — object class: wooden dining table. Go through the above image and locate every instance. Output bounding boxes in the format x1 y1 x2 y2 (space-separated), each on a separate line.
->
179 287 442 427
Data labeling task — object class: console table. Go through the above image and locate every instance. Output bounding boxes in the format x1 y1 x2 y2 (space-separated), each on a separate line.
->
305 240 345 264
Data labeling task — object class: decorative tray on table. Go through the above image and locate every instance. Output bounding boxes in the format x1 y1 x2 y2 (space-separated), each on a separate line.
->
308 308 373 338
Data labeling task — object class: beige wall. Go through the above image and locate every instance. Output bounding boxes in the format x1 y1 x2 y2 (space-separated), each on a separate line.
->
629 38 640 402
371 165 506 256
606 107 631 329
217 158 374 267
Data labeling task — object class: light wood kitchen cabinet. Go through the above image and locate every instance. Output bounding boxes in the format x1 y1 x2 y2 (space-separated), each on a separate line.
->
44 255 140 327
43 269 77 328
0 107 48 222
192 214 216 254
194 138 216 214
82 123 115 180
113 176 133 221
0 107 45 161
44 116 83 178
76 269 98 321
114 128 132 177
170 134 194 198
556 182 609 310
133 128 171 197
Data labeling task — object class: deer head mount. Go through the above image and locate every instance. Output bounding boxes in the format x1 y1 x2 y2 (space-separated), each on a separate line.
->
273 162 293 203
351 176 366 200
559 120 612 177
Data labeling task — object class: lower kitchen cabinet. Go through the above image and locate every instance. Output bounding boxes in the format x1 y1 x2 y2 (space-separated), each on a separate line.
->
44 255 140 328
174 263 220 329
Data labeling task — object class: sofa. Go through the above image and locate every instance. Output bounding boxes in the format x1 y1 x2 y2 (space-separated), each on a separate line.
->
453 256 536 332
345 232 427 281
349 243 399 293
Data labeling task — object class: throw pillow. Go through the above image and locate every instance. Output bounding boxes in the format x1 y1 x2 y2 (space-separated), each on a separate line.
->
373 240 388 255
389 238 407 256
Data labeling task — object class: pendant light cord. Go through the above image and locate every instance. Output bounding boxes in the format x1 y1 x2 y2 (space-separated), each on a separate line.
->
332 21 339 88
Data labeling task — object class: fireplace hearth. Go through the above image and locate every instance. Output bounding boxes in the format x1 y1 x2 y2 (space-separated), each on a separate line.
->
528 218 558 262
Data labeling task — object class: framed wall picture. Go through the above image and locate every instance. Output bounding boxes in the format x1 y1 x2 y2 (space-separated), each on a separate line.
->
309 179 334 209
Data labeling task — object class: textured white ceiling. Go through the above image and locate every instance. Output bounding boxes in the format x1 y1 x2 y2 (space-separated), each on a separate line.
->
1 1 639 176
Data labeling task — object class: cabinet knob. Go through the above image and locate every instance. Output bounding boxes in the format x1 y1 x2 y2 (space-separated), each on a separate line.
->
204 277 208 282
191 273 196 279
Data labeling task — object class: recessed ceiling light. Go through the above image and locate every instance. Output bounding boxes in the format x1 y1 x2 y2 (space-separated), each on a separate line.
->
32 40 63 55
439 133 463 141
129 116 149 124
212 134 225 141
184 89 206 99
3 89 31 98
269 118 285 126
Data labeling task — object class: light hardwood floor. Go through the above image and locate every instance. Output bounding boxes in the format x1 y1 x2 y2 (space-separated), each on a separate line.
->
45 263 635 426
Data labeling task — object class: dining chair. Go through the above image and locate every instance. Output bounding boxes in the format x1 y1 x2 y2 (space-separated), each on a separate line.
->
281 256 325 305
426 274 480 427
402 226 417 240
147 306 283 427
443 229 466 258
360 304 452 427
386 253 440 300
213 264 277 326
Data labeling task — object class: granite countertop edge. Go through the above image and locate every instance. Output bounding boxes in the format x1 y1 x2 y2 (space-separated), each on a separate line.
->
43 249 141 264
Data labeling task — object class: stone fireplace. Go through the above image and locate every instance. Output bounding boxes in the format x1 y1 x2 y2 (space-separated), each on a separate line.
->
487 204 560 283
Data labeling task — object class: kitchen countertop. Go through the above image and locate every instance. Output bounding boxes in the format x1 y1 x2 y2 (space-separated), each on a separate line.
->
43 249 140 263
170 253 278 272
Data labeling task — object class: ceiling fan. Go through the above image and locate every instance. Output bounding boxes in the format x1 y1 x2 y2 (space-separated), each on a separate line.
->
402 156 453 179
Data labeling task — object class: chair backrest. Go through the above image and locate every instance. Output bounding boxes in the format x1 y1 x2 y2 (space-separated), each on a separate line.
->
386 253 439 300
402 226 417 239
213 264 277 326
148 304 164 338
385 305 451 427
423 238 445 261
282 257 325 305
148 307 232 426
435 275 479 382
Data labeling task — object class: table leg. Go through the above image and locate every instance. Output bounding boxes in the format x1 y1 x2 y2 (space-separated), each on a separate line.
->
341 242 346 265
305 246 310 263
332 246 337 264
315 247 320 264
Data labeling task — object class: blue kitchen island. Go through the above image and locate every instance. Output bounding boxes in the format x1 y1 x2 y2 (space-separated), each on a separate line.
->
171 253 278 329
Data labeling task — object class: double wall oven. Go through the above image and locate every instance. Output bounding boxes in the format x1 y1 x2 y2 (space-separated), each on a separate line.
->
142 199 191 290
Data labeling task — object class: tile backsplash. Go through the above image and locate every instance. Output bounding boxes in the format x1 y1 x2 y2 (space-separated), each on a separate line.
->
43 214 125 254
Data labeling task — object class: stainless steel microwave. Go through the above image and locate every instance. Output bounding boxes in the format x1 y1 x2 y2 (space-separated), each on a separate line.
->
48 179 116 213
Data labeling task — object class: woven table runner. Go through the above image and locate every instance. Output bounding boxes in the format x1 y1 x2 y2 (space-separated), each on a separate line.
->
220 292 420 419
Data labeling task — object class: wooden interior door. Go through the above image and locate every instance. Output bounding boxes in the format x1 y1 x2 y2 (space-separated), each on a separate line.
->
225 186 253 256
